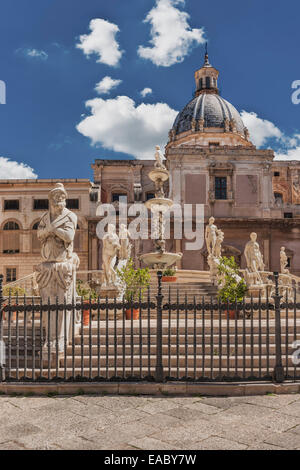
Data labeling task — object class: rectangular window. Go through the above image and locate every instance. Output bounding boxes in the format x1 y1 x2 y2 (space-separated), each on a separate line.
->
215 177 227 200
6 267 16 283
274 171 280 177
112 194 127 203
4 200 19 211
66 199 79 210
33 199 49 210
284 212 293 219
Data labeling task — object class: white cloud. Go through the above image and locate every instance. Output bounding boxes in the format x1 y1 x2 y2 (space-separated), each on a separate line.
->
275 145 300 161
241 111 282 147
95 76 122 95
241 110 300 160
76 95 177 159
140 87 153 97
138 0 205 67
16 48 48 61
76 18 123 67
0 157 37 179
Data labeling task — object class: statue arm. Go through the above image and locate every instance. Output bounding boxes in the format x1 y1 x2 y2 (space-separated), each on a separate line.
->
52 221 76 243
37 219 49 241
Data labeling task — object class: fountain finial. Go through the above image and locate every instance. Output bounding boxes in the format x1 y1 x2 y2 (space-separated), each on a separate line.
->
155 145 166 170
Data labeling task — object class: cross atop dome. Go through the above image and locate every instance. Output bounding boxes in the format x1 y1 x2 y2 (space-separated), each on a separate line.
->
203 42 211 67
194 47 219 96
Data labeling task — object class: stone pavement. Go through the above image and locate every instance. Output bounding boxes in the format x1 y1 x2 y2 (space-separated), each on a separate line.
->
0 393 300 450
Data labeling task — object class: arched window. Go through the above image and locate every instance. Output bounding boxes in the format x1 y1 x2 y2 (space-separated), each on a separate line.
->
3 221 20 253
32 222 40 253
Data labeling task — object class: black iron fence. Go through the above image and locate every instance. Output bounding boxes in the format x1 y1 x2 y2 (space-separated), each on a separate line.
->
0 272 299 383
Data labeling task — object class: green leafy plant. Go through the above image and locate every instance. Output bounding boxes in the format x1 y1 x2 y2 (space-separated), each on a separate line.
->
217 256 247 303
162 268 176 277
3 286 26 297
76 279 97 300
116 258 151 302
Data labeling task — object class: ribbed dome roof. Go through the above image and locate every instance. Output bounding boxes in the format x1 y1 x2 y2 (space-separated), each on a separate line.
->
172 93 245 136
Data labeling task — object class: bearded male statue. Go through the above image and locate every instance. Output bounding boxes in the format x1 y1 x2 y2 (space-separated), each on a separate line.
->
36 183 79 354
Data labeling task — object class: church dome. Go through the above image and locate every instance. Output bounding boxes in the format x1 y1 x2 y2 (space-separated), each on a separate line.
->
168 49 251 144
173 93 245 135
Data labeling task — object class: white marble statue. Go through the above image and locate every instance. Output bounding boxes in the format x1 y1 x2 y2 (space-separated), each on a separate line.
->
119 224 132 261
205 217 218 256
102 224 121 287
280 246 289 274
215 229 224 258
244 232 265 285
205 218 224 285
36 183 79 354
154 145 166 170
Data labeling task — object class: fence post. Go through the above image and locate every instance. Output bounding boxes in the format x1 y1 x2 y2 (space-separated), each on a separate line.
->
272 272 284 383
155 271 164 382
0 274 5 382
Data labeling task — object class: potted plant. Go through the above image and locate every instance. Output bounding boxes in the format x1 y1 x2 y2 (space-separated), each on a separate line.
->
76 280 97 326
116 259 151 320
3 286 26 322
162 267 177 282
217 256 247 319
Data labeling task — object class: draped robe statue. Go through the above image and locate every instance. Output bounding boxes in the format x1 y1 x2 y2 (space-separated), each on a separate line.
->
102 224 121 288
36 183 79 354
244 232 265 285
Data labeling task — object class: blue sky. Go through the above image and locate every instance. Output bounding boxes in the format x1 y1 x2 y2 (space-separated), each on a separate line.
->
0 0 300 180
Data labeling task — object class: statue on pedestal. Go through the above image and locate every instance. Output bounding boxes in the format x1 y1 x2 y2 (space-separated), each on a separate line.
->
205 217 218 256
36 183 79 354
244 232 265 286
119 224 132 261
280 246 289 274
102 224 121 288
215 229 224 258
205 217 223 284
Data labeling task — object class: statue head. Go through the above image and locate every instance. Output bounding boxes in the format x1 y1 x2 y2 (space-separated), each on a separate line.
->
250 232 257 242
49 183 67 214
155 145 160 151
209 216 215 225
281 246 285 252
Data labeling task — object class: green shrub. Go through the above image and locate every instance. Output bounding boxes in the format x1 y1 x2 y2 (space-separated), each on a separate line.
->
162 268 176 277
3 286 26 297
116 258 151 302
217 256 247 303
76 279 97 300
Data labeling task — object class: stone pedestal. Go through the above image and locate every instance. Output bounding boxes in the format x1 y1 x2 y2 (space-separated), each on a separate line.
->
99 286 120 299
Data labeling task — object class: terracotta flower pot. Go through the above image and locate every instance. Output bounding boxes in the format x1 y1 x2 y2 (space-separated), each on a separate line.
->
83 310 91 326
125 308 139 320
227 310 237 320
162 276 177 283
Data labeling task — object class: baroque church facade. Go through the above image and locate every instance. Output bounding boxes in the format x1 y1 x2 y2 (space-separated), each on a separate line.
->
1 53 300 283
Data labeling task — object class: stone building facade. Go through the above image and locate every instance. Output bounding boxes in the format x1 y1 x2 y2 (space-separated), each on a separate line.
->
88 52 300 276
1 53 300 282
0 179 94 283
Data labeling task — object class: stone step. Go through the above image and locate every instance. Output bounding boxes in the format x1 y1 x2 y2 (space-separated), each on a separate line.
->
6 342 294 356
72 333 299 345
4 333 300 351
5 368 280 380
6 354 293 369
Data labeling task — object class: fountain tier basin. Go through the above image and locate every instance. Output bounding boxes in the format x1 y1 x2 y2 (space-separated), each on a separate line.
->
145 198 174 212
140 252 183 269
